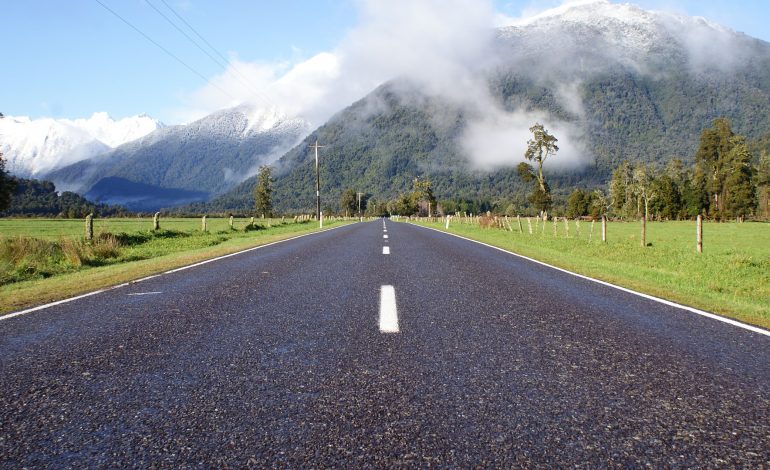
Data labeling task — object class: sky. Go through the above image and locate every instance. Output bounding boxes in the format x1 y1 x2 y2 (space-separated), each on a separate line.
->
2 0 769 125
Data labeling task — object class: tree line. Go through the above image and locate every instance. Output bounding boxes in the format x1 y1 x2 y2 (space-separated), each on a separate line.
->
0 152 129 217
351 118 768 221
584 118 768 221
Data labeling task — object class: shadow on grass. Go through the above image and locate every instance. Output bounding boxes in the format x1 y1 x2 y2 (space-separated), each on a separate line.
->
113 229 190 246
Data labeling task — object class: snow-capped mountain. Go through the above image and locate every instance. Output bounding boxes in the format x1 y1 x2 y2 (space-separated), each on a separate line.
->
0 112 163 177
496 0 764 77
48 103 309 211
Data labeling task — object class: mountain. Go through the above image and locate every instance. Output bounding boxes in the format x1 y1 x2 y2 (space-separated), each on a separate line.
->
0 112 163 177
48 104 309 211
201 0 770 213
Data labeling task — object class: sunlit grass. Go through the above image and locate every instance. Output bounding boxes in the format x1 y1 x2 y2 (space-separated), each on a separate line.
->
0 217 353 314
409 217 770 330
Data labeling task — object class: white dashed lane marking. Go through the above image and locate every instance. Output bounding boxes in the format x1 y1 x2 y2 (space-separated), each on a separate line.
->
379 285 399 333
383 246 390 255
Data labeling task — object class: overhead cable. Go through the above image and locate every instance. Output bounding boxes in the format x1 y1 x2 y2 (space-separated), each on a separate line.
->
93 0 237 102
154 0 278 110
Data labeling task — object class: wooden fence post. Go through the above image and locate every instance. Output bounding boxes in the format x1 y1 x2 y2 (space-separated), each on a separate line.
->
641 215 646 247
517 215 523 233
85 213 93 241
153 212 160 231
697 214 703 253
229 215 234 230
601 215 607 243
201 215 207 232
553 214 558 237
527 217 533 235
589 219 594 242
564 217 569 238
576 219 580 237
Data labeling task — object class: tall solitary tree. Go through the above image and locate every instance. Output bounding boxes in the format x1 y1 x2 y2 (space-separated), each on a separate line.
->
253 165 273 218
524 123 559 194
517 162 551 212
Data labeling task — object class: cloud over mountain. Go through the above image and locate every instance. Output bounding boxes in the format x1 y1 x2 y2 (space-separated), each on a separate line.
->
177 0 766 173
0 112 163 177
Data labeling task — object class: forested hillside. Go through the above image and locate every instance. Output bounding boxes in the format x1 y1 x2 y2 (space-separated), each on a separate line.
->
0 177 127 217
194 64 770 215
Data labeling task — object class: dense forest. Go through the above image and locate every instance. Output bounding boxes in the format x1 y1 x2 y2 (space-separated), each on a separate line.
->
0 176 128 218
188 65 770 217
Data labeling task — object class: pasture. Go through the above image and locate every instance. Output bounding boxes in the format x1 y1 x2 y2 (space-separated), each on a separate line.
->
410 217 770 330
0 216 350 314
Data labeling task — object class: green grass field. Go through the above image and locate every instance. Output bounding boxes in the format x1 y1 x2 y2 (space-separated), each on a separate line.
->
0 216 285 239
407 217 770 330
0 216 353 314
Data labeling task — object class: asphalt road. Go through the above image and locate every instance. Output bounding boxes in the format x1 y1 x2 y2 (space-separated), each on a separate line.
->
1 220 768 467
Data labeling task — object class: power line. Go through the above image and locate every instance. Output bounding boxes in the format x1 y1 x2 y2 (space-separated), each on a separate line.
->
144 0 229 71
157 0 233 70
154 0 278 110
92 0 237 102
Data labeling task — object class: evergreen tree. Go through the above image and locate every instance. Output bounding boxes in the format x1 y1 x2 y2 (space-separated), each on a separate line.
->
756 152 770 219
650 174 680 220
0 152 15 212
412 177 437 216
253 166 273 218
365 198 388 217
694 118 735 218
609 161 634 218
340 188 357 216
566 188 591 218
723 139 756 219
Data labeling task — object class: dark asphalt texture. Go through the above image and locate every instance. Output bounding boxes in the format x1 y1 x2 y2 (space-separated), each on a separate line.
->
1 220 768 468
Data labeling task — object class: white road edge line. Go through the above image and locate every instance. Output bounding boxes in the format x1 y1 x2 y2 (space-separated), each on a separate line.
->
383 246 390 255
379 285 399 333
410 223 770 338
0 223 353 322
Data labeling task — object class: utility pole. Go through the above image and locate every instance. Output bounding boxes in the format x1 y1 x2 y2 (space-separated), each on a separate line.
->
309 139 325 221
357 192 364 220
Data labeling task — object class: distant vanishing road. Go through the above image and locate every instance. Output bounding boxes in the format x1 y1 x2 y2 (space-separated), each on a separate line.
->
1 221 768 467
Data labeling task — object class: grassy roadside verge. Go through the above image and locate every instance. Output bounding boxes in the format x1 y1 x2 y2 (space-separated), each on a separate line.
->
405 218 770 331
1 220 353 315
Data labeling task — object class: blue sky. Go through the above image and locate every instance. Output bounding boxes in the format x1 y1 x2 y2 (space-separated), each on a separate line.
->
3 0 769 124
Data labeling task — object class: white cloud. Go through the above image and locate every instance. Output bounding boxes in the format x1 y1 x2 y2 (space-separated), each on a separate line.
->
171 0 590 168
174 0 498 125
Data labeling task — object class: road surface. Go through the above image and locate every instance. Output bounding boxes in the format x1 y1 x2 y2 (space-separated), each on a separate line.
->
1 220 768 467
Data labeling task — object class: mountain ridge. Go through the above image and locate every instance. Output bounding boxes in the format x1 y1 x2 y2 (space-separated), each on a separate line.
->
47 104 310 210
0 112 163 177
